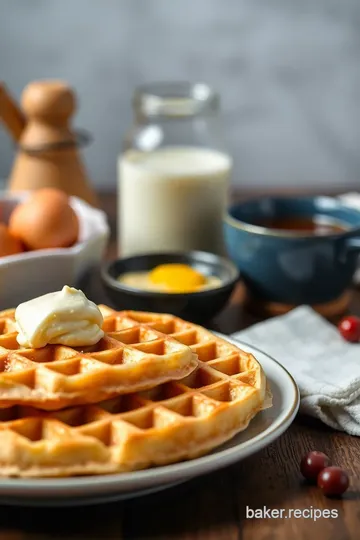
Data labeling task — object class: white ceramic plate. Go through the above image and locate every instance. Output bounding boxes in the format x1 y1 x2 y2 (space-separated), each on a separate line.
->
0 335 299 507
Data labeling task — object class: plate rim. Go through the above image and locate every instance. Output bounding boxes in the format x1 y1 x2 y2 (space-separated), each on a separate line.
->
0 335 300 496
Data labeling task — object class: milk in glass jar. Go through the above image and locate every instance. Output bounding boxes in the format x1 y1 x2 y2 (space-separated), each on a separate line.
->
118 82 232 256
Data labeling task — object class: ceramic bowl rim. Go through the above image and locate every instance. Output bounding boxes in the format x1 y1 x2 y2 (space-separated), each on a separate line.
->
101 250 240 298
224 195 360 239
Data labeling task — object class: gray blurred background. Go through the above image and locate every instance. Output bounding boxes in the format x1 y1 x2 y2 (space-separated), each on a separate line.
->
1 0 360 192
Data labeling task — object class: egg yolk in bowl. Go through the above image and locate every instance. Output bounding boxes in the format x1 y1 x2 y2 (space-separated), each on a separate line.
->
117 263 221 293
149 264 206 293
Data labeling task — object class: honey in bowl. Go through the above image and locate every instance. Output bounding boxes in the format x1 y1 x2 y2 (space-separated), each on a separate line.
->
252 216 349 235
117 263 222 293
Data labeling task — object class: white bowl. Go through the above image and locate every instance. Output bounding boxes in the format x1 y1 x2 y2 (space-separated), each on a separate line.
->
0 191 110 309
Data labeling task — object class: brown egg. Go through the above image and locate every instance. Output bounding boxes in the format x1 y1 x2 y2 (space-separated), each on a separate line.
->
0 223 23 257
9 188 79 250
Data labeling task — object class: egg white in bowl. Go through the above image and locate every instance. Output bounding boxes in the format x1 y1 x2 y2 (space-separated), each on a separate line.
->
117 263 222 294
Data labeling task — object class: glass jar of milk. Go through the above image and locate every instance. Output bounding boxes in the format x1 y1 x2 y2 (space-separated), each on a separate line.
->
118 82 232 256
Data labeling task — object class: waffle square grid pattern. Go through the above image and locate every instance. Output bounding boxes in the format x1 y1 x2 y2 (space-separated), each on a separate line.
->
0 306 268 477
0 307 198 410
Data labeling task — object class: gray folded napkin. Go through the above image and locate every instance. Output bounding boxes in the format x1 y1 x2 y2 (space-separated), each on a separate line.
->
232 306 360 436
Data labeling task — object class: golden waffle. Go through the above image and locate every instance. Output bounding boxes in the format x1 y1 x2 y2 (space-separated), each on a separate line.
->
0 309 269 477
0 308 197 410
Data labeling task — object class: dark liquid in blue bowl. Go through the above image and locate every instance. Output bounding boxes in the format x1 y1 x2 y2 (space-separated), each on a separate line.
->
253 216 348 235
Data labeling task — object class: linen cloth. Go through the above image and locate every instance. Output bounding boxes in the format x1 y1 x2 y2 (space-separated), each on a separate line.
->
232 306 360 435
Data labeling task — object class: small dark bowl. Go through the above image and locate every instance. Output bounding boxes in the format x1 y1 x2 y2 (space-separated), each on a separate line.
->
101 251 239 322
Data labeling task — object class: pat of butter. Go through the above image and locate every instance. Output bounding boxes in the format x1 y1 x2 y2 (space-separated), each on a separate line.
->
15 286 104 348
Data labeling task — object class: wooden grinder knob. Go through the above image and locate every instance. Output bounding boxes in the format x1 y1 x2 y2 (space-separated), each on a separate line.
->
8 79 99 207
20 81 76 148
23 80 75 122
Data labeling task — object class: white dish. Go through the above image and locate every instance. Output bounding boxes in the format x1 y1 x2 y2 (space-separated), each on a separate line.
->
0 191 110 309
0 335 299 507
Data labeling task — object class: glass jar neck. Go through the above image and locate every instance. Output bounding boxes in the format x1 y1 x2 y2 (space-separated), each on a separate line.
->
133 82 219 121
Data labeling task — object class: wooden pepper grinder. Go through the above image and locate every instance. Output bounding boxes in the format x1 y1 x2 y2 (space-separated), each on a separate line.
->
1 80 98 207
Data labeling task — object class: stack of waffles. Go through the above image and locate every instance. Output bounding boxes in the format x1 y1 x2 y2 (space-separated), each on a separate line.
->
0 305 270 477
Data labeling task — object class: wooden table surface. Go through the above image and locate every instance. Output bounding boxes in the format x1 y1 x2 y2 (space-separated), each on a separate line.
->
1 192 359 540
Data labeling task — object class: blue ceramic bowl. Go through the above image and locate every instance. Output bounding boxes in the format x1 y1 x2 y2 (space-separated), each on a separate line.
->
224 196 360 305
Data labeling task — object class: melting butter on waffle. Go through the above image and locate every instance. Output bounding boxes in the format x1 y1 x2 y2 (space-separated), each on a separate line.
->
0 307 197 410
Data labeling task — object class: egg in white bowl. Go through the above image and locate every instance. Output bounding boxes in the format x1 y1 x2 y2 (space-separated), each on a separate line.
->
0 191 110 309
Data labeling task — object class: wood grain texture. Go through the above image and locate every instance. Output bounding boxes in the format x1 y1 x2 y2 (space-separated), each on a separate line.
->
0 191 359 540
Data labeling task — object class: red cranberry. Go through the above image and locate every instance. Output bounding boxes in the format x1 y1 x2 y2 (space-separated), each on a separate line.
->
318 466 349 496
338 316 360 343
300 451 331 482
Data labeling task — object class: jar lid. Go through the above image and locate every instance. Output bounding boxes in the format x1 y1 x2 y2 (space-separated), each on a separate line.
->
133 82 219 118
